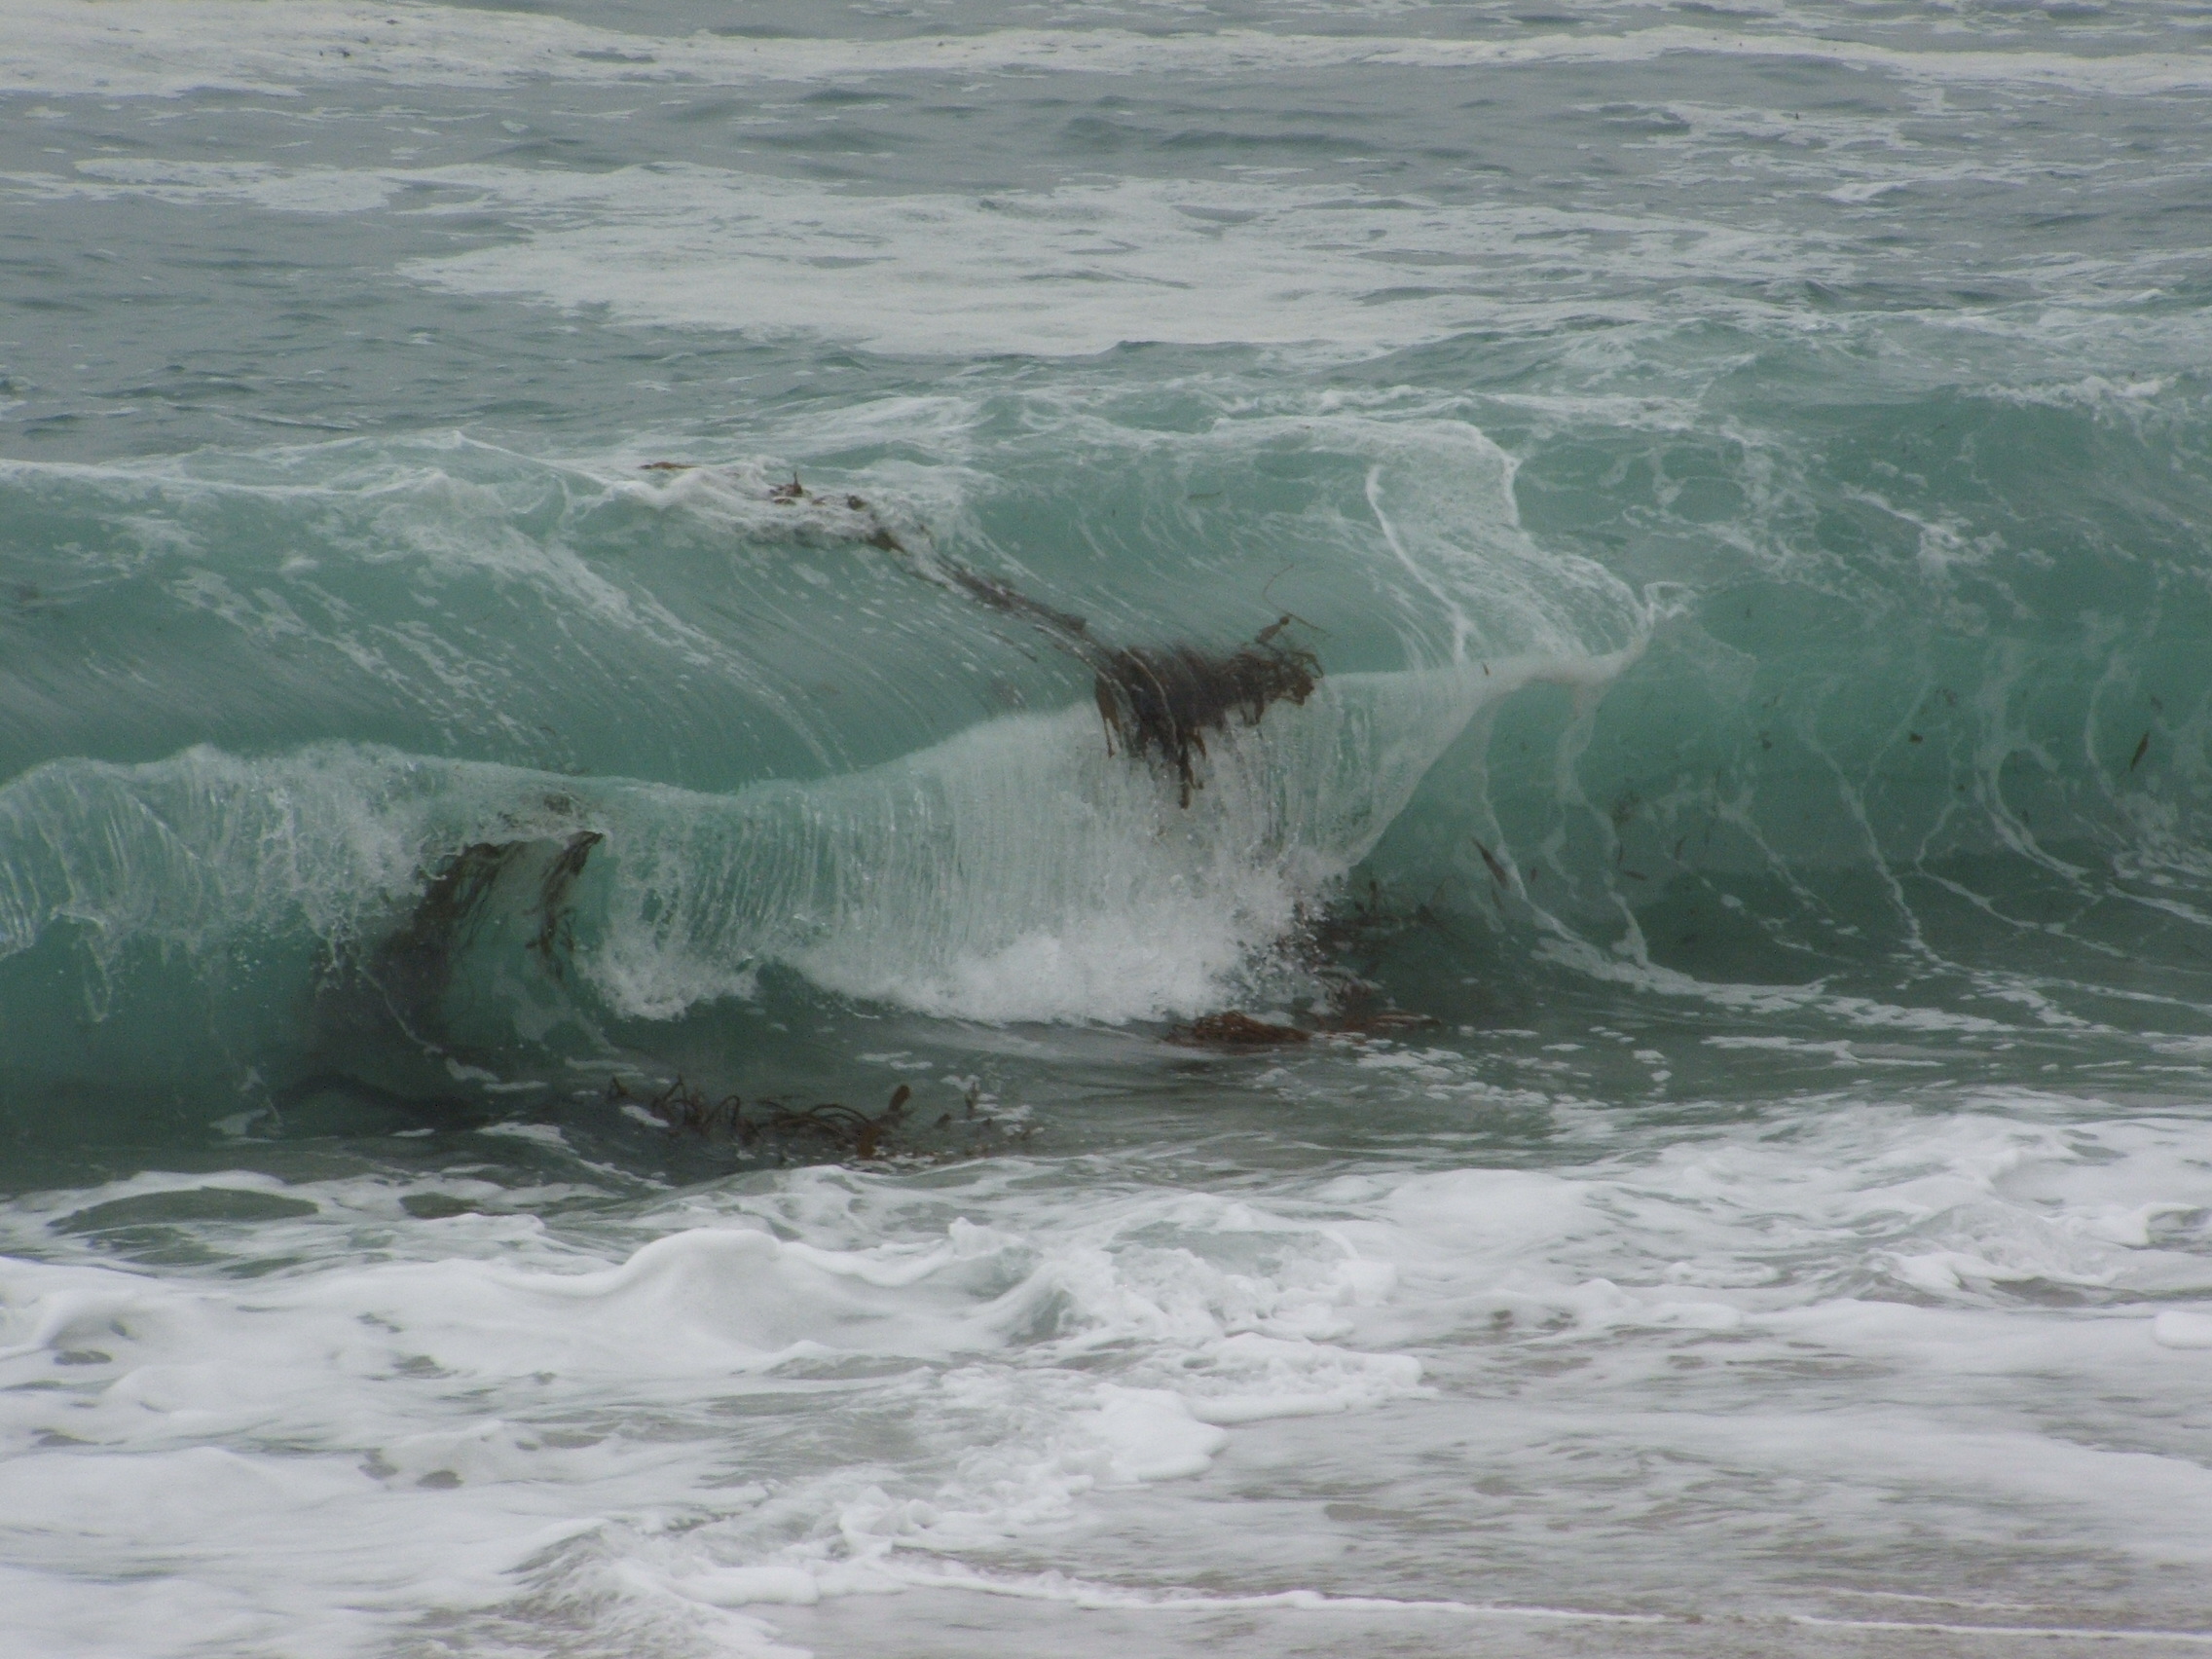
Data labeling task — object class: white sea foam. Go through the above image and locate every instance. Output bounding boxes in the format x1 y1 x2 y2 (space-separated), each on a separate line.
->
16 158 1852 357
0 1163 1427 1655
9 3 2209 100
1530 931 2044 1033
6 1096 2211 1652
22 133 2190 360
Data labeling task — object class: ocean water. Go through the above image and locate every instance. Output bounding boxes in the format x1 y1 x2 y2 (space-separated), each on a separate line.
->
5 2 2212 1653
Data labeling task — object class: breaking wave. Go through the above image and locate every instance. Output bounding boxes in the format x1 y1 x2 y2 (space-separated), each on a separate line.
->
4 371 2211 1106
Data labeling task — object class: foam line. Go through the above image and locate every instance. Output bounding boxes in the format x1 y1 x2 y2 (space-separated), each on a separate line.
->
872 1560 1672 1622
1790 1615 2212 1644
20 161 1853 357
9 4 2209 99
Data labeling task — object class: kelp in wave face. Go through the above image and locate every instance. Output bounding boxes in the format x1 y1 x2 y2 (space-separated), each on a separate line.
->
682 467 1324 808
1091 630 1318 807
612 1076 1032 1164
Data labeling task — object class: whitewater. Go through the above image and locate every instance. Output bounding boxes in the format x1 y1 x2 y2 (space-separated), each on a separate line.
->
4 2 2212 1654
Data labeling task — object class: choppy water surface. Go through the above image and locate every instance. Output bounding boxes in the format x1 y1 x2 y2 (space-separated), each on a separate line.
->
6 3 2212 1654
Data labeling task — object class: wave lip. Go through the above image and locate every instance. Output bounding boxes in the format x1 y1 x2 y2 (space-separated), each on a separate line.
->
0 659 1574 1036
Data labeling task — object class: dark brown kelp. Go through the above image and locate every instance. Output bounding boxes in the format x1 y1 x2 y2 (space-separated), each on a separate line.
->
1164 1012 1310 1048
927 534 1321 806
367 840 531 1043
672 467 1325 807
532 830 604 967
355 827 603 1051
610 1075 1024 1164
1090 631 1318 808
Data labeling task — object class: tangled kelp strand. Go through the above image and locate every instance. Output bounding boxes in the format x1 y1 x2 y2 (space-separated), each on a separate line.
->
608 1075 1028 1164
649 465 1323 806
1164 1012 1309 1048
356 826 604 1051
1090 634 1318 807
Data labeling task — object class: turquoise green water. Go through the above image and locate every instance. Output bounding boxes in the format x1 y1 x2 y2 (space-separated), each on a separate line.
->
5 4 2212 1655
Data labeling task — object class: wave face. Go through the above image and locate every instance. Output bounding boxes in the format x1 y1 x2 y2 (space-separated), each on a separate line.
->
1386 376 2212 991
0 415 1658 1097
5 381 2207 1097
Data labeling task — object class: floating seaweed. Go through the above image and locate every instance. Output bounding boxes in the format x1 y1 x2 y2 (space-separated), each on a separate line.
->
897 507 1320 806
681 468 1324 808
609 1075 1021 1164
341 827 604 1061
1471 838 1512 891
367 840 532 1044
1319 1001 1439 1037
1165 1012 1310 1049
531 830 603 968
1090 634 1318 807
1160 1003 1436 1049
1297 874 1463 982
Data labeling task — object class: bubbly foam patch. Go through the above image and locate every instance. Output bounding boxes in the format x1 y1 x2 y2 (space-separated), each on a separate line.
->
394 168 1838 358
9 3 2207 101
0 664 1495 1025
35 159 1847 357
6 1097 2212 1653
0 1162 1424 1656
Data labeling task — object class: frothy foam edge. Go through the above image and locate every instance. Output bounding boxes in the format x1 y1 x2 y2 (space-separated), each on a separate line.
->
9 4 2207 100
